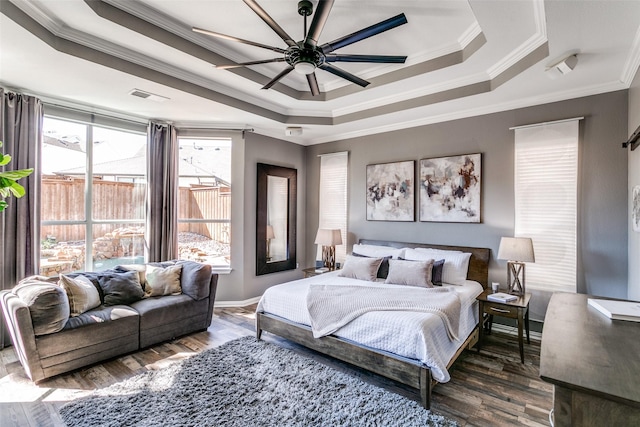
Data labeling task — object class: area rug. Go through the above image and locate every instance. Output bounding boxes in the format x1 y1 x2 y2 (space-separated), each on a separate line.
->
60 336 457 426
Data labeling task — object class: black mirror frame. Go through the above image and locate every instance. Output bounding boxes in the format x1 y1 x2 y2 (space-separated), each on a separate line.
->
256 163 297 275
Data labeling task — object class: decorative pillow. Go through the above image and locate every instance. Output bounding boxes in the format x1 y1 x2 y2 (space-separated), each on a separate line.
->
98 271 144 306
351 244 405 260
385 259 434 288
352 252 391 279
431 259 445 286
337 256 383 281
404 248 471 285
145 264 183 297
115 264 147 289
176 260 211 301
58 274 101 317
12 276 70 336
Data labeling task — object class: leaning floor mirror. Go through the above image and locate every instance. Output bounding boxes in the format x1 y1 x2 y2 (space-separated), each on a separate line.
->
256 163 297 275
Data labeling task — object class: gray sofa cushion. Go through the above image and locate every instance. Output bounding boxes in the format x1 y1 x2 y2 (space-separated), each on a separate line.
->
12 277 70 336
98 271 145 306
176 260 212 300
63 305 139 330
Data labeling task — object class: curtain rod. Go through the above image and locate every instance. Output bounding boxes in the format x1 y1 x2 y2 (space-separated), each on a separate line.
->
509 116 584 131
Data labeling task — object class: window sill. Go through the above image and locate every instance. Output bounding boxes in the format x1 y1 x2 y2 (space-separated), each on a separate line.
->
211 267 232 275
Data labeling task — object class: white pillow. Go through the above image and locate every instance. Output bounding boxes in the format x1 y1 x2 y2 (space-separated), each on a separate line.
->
403 248 471 285
385 259 434 288
338 255 383 281
58 274 101 317
351 244 405 259
145 264 183 297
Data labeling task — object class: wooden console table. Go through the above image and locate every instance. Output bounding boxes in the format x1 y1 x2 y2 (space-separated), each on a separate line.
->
540 293 640 426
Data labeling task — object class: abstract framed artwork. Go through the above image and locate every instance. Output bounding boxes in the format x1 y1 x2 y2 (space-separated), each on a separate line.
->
633 185 640 232
419 153 481 223
366 160 415 221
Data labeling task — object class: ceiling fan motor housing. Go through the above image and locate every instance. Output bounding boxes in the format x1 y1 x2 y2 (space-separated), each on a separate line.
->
286 44 325 74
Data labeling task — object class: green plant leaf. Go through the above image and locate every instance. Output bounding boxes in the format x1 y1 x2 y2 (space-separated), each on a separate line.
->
0 153 10 166
0 168 33 180
0 200 7 212
4 180 25 198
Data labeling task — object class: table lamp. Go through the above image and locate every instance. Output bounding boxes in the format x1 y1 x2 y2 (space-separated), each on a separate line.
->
497 237 535 295
266 225 275 261
314 228 342 270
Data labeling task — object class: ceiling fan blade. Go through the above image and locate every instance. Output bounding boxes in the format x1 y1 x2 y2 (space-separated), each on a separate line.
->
216 58 286 70
319 64 369 87
306 72 320 96
325 54 407 64
320 13 407 54
262 66 294 90
192 27 286 54
303 0 334 49
243 0 297 47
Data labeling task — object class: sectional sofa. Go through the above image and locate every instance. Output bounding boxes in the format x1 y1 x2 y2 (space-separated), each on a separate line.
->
0 260 218 383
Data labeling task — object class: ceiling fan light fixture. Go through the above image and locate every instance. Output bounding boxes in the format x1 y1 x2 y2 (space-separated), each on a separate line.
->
293 60 316 75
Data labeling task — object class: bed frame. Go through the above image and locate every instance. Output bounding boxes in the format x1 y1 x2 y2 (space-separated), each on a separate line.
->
256 239 491 409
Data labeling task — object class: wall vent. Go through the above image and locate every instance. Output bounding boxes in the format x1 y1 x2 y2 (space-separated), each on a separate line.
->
128 89 170 102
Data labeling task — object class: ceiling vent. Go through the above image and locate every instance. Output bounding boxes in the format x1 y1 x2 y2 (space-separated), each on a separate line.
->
128 89 170 102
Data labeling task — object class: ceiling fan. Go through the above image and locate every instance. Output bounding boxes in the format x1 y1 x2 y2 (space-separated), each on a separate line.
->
193 0 408 96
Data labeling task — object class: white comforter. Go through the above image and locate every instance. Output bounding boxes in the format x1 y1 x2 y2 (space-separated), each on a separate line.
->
256 271 483 382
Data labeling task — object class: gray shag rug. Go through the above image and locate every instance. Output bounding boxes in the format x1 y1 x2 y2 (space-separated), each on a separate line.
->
60 336 457 427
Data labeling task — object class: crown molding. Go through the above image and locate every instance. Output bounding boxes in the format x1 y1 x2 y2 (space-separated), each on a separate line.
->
621 24 640 86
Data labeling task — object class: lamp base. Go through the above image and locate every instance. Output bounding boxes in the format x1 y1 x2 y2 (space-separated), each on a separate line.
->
321 245 336 270
507 261 526 295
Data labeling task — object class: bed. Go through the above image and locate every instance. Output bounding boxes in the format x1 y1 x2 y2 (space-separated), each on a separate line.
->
256 239 490 409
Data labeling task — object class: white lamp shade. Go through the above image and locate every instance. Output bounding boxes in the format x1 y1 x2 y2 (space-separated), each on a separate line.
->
498 237 535 263
314 228 342 246
266 225 275 240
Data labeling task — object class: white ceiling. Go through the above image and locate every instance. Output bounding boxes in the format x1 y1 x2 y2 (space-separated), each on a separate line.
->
1 0 639 145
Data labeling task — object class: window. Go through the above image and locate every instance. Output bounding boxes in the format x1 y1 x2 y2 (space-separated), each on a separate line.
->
40 117 147 276
513 119 580 293
317 152 349 266
177 137 232 268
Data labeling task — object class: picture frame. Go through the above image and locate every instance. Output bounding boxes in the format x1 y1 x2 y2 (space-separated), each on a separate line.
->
366 160 415 221
419 153 481 223
633 185 640 232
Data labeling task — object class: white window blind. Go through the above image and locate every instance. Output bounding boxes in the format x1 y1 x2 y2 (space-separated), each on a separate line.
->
513 119 579 293
318 152 349 265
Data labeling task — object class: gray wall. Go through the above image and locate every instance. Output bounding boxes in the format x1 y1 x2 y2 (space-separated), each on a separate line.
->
305 91 628 322
214 132 306 303
628 68 640 301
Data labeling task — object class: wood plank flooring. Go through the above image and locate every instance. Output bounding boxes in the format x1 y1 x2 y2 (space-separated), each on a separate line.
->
0 305 552 426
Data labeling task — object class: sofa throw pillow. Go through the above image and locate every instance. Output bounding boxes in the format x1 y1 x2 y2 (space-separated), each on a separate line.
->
352 252 391 279
145 264 183 297
176 260 211 300
385 259 434 288
98 271 144 306
12 276 70 336
58 274 101 317
337 255 382 282
115 264 147 289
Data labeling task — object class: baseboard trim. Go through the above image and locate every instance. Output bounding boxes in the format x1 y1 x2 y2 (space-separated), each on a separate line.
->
214 296 262 308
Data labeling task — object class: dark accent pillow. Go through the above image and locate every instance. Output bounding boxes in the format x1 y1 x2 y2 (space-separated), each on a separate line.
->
176 260 212 301
66 269 123 303
352 252 391 279
98 271 144 306
432 259 445 286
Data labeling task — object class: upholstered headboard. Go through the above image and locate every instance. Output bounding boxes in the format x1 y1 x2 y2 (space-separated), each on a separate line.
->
358 239 491 289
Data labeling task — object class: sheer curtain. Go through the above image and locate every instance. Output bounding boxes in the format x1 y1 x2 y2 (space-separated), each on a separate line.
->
0 88 43 348
146 121 178 262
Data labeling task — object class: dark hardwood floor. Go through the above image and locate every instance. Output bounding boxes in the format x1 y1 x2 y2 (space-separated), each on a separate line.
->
0 305 552 426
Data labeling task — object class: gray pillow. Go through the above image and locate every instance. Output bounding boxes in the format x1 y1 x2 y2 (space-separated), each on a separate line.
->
12 276 70 336
385 259 434 288
352 252 391 279
98 271 144 306
432 259 445 286
177 260 212 300
337 256 383 281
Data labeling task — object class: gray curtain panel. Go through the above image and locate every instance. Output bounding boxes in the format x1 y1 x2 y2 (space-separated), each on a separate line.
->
146 121 178 262
0 88 43 348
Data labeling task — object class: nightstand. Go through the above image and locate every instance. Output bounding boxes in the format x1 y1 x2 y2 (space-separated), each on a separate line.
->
302 267 336 278
477 290 531 363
